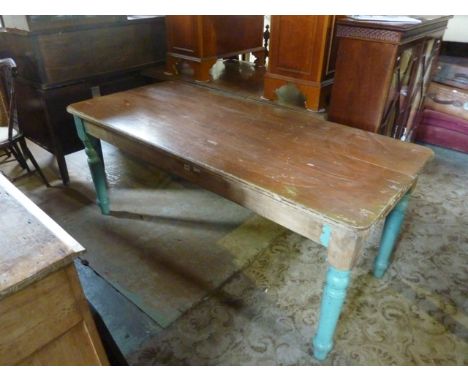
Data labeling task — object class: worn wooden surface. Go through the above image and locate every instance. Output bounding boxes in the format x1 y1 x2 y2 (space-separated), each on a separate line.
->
0 264 108 365
0 173 107 365
68 81 433 233
0 173 84 298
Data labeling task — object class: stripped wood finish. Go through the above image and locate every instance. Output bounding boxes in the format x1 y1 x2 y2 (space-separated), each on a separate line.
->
67 81 433 360
0 173 108 365
0 173 83 298
68 81 432 229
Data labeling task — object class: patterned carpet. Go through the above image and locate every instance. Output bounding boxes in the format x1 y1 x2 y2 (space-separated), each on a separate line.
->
128 145 468 365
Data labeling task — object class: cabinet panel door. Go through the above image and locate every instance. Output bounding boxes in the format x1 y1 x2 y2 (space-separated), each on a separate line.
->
268 16 330 81
166 16 201 57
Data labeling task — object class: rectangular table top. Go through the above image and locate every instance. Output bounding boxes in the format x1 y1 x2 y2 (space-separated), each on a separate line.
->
67 81 433 230
0 174 84 299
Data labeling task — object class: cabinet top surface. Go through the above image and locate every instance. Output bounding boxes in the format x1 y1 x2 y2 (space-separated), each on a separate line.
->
68 81 433 230
338 15 452 32
0 174 84 299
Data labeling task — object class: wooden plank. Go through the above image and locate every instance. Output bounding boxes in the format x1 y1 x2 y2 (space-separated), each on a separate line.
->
0 173 84 298
65 265 109 365
19 322 104 366
68 81 433 229
0 268 83 365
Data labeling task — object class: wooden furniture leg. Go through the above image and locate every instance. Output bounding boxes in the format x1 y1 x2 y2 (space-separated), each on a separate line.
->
73 116 110 215
252 49 266 66
164 55 178 76
18 137 50 187
313 265 351 360
313 228 366 360
374 192 411 278
192 59 217 82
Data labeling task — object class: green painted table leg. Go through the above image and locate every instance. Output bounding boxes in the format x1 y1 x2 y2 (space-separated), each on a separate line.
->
312 266 351 361
374 192 410 278
74 116 110 215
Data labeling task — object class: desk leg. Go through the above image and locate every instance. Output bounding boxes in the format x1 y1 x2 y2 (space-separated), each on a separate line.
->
312 265 350 361
374 193 410 278
74 116 110 215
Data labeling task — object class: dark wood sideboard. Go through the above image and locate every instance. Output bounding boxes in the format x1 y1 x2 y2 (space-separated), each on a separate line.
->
165 16 265 82
0 16 167 184
263 16 343 111
328 16 451 140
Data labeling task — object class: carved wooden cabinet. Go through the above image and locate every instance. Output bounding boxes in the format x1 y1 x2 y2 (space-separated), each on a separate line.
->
0 16 166 184
328 16 451 140
263 16 343 111
165 16 265 81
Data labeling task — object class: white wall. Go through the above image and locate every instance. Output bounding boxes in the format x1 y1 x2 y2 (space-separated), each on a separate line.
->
443 15 468 42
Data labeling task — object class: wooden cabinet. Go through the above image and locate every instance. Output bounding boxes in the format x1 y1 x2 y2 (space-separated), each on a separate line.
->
0 16 166 184
165 16 265 81
328 16 451 140
263 16 343 111
0 173 108 365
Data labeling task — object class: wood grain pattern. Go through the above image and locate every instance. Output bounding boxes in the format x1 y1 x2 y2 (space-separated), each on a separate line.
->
0 173 107 365
0 173 84 298
67 81 433 230
0 267 82 364
328 16 450 138
165 16 264 81
0 265 108 365
264 16 342 111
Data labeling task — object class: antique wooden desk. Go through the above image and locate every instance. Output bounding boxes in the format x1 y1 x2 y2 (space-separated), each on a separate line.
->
0 173 108 365
67 81 433 360
0 15 167 184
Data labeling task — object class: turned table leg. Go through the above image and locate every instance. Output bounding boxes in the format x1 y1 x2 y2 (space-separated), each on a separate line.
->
374 192 411 278
313 265 351 360
312 227 366 361
74 116 110 215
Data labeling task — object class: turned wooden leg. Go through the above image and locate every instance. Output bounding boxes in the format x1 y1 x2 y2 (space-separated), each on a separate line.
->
374 192 411 278
313 265 351 360
252 49 266 66
73 116 110 215
191 59 216 82
313 227 366 361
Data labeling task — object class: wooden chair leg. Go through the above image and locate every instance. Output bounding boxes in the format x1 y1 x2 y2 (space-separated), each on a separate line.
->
0 148 11 158
10 142 30 171
18 138 50 187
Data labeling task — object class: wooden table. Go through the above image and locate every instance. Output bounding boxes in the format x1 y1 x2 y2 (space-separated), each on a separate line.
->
67 81 433 361
0 173 108 365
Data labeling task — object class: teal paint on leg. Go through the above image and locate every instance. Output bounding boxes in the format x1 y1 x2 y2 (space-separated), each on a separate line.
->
374 193 411 278
320 224 332 248
74 116 110 215
312 266 351 361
